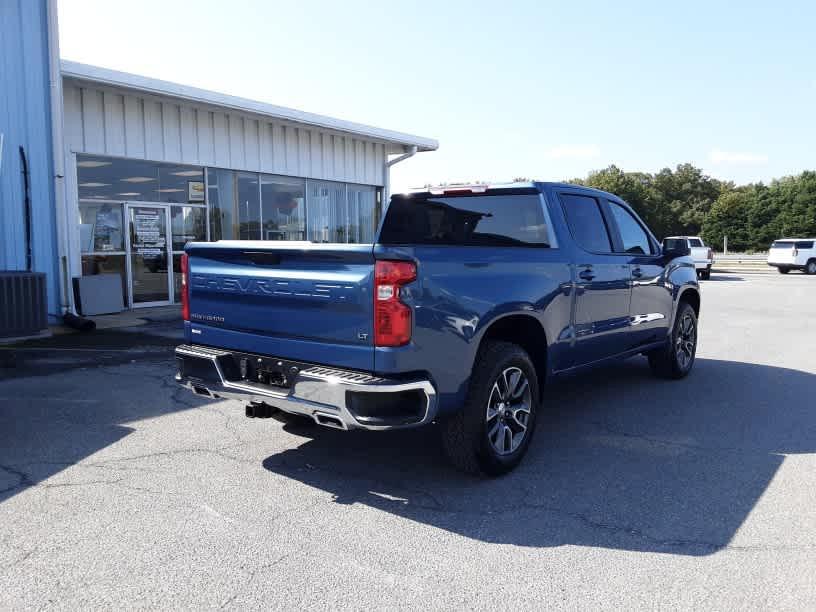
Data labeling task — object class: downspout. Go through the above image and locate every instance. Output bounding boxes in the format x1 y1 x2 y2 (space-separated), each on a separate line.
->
46 0 74 316
384 145 417 204
19 147 33 271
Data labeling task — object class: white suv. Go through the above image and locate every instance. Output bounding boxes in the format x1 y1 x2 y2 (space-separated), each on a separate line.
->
767 239 816 274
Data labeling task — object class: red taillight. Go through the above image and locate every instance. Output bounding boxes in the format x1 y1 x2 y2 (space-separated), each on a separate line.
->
180 253 190 321
708 248 713 260
374 260 416 347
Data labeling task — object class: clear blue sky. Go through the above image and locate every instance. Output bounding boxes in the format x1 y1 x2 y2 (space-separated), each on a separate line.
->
58 0 816 192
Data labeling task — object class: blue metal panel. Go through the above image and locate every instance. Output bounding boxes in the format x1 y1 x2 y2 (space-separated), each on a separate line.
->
0 0 60 318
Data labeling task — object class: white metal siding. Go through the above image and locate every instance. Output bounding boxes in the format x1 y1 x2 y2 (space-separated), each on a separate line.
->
63 80 387 186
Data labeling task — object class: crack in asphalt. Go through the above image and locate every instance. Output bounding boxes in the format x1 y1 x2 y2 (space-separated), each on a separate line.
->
0 546 40 572
219 552 294 609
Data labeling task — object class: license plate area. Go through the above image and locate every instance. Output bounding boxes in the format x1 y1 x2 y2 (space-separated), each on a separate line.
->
224 352 310 390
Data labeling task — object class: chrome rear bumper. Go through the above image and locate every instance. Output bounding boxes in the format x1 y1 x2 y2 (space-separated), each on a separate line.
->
174 344 437 431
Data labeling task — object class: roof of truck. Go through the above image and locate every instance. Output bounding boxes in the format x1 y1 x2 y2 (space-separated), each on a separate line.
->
407 181 623 201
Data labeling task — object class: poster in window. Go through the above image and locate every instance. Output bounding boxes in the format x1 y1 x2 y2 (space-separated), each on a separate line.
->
188 181 205 203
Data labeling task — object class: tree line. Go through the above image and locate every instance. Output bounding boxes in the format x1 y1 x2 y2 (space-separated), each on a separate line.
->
570 164 816 252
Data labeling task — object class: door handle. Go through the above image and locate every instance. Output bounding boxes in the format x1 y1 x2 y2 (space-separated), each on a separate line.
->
578 269 595 281
632 267 643 278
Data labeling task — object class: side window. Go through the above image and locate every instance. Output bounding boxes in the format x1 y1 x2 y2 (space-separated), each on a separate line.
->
559 194 612 253
688 238 703 248
608 202 652 255
795 241 814 249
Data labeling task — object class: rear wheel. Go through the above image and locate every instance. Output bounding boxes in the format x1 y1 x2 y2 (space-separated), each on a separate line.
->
778 267 790 274
806 260 816 275
648 302 697 379
441 341 539 476
700 267 711 280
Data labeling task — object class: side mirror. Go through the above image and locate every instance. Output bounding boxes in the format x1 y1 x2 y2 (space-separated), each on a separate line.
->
662 238 691 258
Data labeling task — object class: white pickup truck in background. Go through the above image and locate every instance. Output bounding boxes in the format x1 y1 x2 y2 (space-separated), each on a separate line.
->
666 236 714 279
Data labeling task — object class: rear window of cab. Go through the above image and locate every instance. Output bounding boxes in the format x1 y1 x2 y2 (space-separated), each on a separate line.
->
379 194 552 247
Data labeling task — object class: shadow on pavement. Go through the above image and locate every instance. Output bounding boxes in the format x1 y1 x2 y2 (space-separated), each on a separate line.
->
0 323 202 505
262 358 814 555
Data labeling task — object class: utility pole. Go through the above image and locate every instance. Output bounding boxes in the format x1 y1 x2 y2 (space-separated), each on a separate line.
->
723 235 728 255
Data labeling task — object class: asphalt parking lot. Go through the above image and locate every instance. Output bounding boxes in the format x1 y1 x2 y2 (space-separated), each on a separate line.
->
1 273 815 609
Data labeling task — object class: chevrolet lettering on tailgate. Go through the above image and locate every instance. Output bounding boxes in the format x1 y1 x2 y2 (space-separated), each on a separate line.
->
192 274 359 302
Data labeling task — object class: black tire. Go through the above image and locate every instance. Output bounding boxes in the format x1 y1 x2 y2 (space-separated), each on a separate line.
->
648 302 698 379
806 260 816 275
700 268 711 280
778 267 789 274
441 341 539 476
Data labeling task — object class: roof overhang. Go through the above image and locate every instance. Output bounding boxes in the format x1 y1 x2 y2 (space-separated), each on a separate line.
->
60 60 438 153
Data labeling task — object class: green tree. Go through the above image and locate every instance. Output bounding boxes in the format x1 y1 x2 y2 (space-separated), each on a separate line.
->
700 191 754 251
652 164 723 236
567 165 815 252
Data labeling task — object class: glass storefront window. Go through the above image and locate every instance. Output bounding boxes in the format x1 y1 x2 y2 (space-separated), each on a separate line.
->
78 157 158 201
307 180 346 243
158 164 205 204
170 206 206 251
77 155 204 204
78 202 124 252
78 155 383 247
207 168 234 242
236 172 261 240
346 184 379 243
261 175 306 240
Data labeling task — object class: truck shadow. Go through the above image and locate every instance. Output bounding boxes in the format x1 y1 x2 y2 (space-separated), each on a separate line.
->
262 358 814 555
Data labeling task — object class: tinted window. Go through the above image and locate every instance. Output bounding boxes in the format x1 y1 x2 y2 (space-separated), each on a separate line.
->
559 194 611 252
609 202 652 255
796 241 814 249
772 241 795 249
688 238 703 247
379 194 551 246
76 155 204 203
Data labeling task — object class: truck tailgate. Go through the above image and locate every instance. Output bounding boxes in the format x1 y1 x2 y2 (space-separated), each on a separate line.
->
185 241 375 370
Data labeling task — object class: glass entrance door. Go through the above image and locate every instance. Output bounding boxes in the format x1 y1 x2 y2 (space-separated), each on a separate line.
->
126 204 172 306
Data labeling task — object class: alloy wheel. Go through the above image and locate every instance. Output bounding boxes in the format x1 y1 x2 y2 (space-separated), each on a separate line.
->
675 313 696 370
485 367 532 456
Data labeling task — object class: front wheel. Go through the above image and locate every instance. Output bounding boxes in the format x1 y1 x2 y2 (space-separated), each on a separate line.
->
648 302 698 379
441 341 539 476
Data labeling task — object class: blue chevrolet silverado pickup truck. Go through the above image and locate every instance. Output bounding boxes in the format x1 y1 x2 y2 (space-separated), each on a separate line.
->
175 182 699 474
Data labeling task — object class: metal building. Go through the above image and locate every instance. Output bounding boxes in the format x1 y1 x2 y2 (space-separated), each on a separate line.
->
0 0 60 326
60 62 436 311
0 0 437 324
